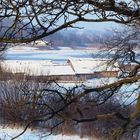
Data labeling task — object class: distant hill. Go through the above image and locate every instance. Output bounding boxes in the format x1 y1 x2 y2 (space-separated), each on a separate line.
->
44 29 113 47
0 18 113 47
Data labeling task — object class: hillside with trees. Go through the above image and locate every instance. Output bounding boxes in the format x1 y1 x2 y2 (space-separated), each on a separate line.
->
44 30 111 47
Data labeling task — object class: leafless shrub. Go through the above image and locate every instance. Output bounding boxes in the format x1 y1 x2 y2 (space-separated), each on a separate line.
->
0 76 138 140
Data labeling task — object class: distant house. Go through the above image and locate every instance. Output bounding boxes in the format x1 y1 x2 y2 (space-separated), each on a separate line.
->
31 40 48 46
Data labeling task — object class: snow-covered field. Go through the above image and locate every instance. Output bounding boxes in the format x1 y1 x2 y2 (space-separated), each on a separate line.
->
4 46 106 63
1 45 113 77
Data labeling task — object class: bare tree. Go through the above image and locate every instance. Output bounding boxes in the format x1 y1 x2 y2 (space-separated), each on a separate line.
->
0 1 140 140
0 0 140 44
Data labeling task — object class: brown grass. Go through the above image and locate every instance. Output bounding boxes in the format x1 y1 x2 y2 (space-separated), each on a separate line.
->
0 73 137 139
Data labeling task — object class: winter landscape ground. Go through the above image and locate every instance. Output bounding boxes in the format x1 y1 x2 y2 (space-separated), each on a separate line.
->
1 44 139 140
0 44 105 140
4 45 103 62
0 126 91 140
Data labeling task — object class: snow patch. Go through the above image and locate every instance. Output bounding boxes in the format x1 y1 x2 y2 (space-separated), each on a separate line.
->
0 126 90 140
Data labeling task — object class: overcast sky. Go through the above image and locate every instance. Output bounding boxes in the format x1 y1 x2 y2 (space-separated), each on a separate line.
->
75 21 121 31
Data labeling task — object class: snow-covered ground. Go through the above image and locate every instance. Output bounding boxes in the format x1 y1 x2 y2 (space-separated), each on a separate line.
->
0 126 91 140
0 60 75 76
1 46 115 76
83 77 118 87
4 46 107 63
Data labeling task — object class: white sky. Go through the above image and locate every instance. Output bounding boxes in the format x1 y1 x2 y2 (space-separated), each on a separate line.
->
75 21 121 31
